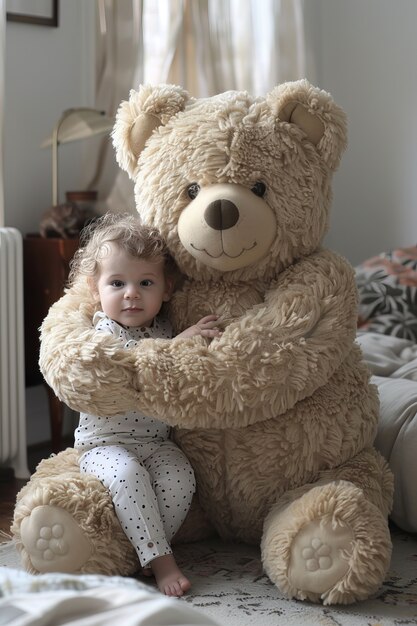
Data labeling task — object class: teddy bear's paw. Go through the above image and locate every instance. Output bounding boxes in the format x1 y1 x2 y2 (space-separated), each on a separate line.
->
262 481 392 604
288 519 353 595
20 505 91 573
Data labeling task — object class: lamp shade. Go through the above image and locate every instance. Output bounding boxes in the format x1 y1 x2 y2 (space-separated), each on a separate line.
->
41 108 114 148
41 108 114 206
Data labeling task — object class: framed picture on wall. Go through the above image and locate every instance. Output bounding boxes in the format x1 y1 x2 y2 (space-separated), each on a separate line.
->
6 0 58 27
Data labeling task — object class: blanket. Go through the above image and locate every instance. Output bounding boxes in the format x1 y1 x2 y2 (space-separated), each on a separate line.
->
0 567 219 626
357 331 417 532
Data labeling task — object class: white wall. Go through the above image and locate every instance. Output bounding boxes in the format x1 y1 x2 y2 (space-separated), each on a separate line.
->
304 0 417 265
4 1 95 445
4 0 95 234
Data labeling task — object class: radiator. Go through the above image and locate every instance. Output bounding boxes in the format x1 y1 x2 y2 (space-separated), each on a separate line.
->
0 228 29 478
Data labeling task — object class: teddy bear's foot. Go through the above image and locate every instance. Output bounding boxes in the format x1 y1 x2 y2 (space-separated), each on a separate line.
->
262 480 392 604
13 462 140 577
288 519 353 594
20 505 91 573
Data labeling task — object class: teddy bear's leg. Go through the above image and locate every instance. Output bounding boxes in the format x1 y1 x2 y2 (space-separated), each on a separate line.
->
261 449 393 605
13 477 139 576
12 450 139 576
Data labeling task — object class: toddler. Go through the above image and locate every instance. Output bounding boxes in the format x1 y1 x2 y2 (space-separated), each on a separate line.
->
70 212 221 596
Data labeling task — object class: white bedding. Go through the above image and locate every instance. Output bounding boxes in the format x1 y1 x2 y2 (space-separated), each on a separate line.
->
356 331 417 532
0 568 220 626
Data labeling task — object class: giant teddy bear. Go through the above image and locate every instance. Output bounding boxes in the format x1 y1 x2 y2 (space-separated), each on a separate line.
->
12 80 394 605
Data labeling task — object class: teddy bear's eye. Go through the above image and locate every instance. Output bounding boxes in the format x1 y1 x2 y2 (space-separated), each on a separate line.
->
251 182 266 198
187 183 200 199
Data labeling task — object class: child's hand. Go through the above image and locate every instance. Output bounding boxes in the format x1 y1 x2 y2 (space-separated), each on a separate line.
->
177 315 222 339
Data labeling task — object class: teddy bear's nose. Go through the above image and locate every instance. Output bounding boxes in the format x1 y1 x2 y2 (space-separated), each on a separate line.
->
204 199 239 230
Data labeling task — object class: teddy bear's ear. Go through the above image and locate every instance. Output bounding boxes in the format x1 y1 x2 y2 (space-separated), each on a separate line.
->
112 84 191 179
266 79 347 171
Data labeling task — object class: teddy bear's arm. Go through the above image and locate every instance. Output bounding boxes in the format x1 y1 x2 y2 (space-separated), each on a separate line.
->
40 251 357 427
39 279 140 416
132 250 359 429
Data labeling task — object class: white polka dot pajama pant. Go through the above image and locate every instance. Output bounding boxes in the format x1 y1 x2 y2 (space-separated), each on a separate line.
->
79 441 196 566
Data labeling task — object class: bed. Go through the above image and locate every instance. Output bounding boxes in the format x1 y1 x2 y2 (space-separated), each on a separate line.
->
355 245 417 534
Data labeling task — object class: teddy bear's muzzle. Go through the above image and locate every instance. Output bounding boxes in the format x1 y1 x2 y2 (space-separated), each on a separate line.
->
178 183 276 272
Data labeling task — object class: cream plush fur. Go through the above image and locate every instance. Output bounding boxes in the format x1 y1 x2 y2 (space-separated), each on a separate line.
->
12 81 394 605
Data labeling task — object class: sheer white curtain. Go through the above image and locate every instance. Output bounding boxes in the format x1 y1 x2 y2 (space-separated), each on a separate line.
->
94 0 306 213
135 0 305 97
0 0 5 226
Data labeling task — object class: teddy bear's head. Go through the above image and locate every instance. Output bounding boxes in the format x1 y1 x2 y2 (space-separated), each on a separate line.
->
112 80 346 281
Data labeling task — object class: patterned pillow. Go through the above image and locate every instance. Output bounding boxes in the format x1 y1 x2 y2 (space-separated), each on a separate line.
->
355 246 417 342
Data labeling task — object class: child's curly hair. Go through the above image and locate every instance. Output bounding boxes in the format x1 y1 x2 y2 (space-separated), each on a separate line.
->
68 212 176 286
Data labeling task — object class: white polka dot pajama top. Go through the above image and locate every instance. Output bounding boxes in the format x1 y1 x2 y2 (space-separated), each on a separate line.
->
75 312 196 567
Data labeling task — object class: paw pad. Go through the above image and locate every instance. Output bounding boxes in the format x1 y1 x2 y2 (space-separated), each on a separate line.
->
35 524 69 561
20 505 92 573
301 537 332 571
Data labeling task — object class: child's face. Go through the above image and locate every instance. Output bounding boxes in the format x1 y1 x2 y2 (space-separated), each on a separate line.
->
93 243 172 328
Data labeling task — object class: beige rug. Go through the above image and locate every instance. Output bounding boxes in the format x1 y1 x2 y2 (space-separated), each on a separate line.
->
1 528 417 625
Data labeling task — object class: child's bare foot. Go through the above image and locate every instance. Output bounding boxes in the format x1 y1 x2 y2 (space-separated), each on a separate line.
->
151 554 191 597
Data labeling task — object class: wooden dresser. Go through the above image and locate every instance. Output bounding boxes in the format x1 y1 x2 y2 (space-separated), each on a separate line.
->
23 235 79 452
